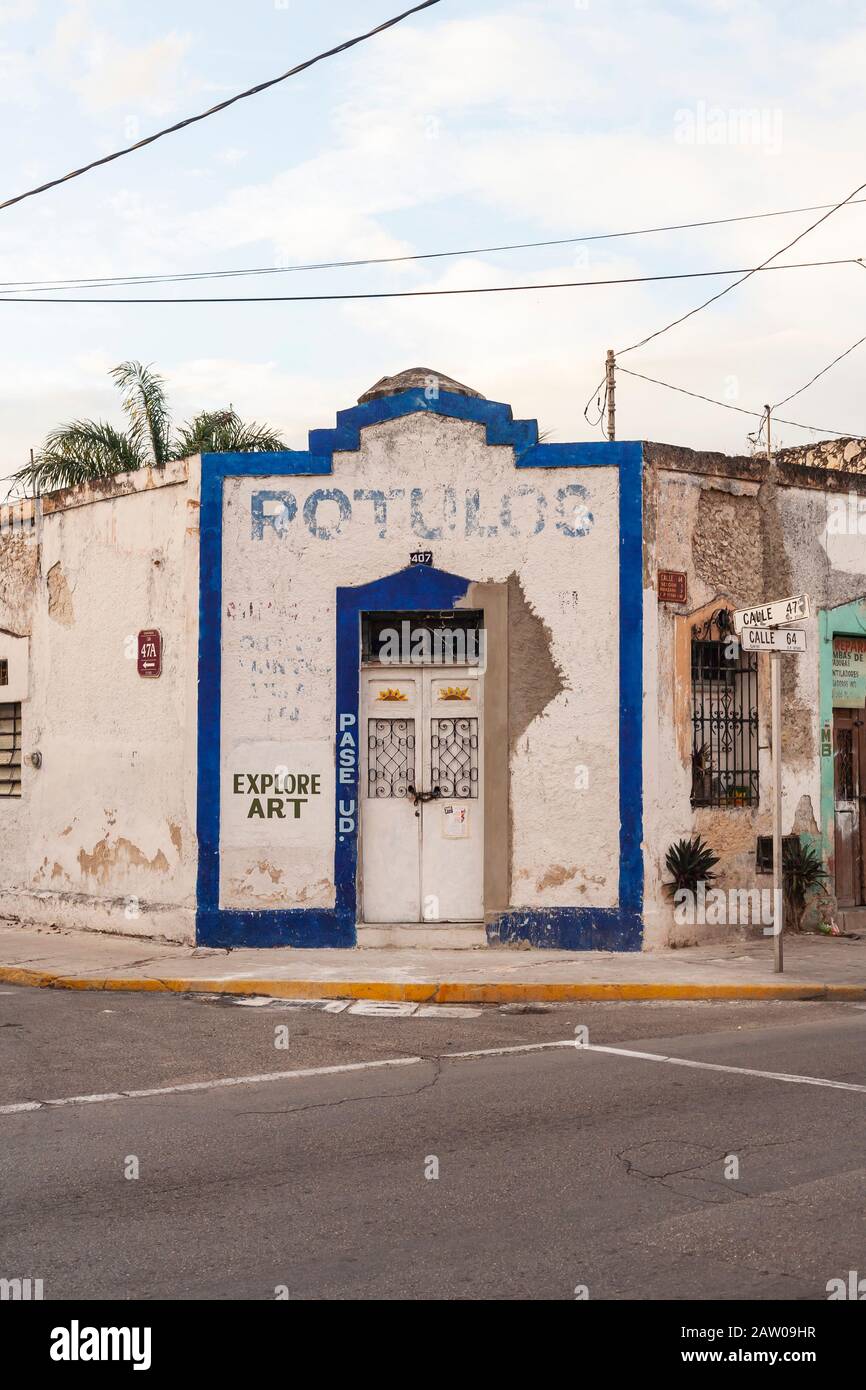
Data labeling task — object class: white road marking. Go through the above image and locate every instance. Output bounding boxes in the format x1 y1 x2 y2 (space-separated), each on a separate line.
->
416 1005 483 1019
580 1043 866 1093
0 1056 424 1115
3 1037 864 1118
202 995 481 1018
449 1041 575 1059
348 1000 419 1017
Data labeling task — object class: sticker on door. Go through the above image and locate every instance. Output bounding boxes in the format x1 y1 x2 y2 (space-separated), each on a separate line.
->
442 804 469 838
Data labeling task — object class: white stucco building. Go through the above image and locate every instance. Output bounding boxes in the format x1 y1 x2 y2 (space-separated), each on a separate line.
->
2 369 865 950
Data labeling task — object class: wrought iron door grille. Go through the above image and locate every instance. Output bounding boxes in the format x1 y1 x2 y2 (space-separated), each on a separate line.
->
836 728 855 800
431 717 478 798
691 637 759 807
367 718 415 798
0 701 22 798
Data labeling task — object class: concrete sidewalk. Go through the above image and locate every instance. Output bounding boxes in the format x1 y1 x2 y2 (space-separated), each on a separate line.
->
1 920 865 1001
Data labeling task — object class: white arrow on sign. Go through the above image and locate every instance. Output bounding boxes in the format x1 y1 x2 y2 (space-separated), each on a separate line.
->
732 593 811 633
740 625 806 653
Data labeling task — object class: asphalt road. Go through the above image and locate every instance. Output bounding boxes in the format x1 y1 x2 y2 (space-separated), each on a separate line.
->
1 987 865 1300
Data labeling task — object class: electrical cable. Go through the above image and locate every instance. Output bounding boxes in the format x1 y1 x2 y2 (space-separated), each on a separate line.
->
616 365 859 438
617 175 866 357
3 195 866 293
0 256 858 304
0 0 443 215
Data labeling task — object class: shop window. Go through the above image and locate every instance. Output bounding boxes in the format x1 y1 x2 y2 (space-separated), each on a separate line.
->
691 611 759 808
0 702 22 798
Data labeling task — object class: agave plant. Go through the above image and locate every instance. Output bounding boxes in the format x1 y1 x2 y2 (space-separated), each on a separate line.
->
782 839 828 929
11 360 287 495
664 835 720 897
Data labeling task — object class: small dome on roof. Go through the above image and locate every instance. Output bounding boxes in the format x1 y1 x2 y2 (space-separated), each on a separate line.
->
358 368 484 403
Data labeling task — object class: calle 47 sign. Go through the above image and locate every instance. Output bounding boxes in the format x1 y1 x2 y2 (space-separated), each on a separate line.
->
732 593 810 634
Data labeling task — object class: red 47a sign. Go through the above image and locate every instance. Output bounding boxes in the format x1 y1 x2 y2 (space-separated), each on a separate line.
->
137 629 162 678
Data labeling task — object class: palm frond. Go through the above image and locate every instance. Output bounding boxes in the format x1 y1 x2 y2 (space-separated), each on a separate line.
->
10 421 144 495
111 360 172 465
13 364 286 496
171 408 286 458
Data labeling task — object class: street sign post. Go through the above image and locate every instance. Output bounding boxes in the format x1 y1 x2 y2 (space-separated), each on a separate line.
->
740 626 806 653
732 593 811 634
771 652 783 974
731 592 811 974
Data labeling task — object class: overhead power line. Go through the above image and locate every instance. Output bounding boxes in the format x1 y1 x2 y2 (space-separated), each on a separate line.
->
769 272 866 411
0 0 443 216
0 255 858 305
3 195 866 294
772 331 866 411
617 174 866 357
616 365 859 439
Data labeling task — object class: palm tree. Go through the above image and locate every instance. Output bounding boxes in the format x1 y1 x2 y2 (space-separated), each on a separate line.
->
11 360 287 494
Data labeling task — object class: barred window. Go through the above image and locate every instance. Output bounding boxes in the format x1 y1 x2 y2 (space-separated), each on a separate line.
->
691 613 759 808
0 702 22 798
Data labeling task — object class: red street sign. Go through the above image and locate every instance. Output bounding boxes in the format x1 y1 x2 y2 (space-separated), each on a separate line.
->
658 569 687 604
137 629 162 678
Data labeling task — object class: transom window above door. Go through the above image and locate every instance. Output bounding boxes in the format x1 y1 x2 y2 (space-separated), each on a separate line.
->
361 610 484 666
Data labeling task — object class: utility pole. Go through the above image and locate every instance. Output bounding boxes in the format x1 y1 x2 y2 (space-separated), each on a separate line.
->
605 349 616 441
765 403 784 974
771 642 784 972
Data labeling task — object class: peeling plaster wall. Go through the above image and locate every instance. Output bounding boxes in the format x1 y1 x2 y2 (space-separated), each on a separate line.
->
220 412 621 916
643 446 866 946
0 530 40 635
0 462 200 942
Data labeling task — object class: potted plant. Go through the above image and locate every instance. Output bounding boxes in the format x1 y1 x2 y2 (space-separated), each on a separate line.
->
690 743 712 805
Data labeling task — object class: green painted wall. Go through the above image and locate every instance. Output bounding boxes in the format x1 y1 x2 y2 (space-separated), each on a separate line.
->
819 596 866 878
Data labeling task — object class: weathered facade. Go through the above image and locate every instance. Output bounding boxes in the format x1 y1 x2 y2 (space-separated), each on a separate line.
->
644 442 866 945
2 370 865 950
0 460 200 942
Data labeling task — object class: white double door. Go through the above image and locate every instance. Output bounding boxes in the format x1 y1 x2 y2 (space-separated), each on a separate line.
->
361 666 483 923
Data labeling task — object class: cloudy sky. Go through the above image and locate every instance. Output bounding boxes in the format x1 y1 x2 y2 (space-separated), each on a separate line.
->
1 0 865 493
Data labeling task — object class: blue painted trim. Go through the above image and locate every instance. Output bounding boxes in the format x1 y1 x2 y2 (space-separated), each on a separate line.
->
194 395 644 950
212 388 641 475
616 444 644 919
487 907 643 952
197 908 354 949
517 439 641 471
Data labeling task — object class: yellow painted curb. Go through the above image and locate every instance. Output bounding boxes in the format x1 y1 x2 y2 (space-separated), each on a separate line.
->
1 964 864 1002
